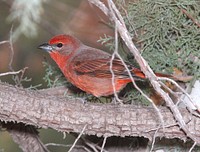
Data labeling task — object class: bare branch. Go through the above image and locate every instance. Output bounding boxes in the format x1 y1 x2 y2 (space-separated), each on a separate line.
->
1 83 200 142
8 26 14 71
101 136 107 152
0 40 9 45
0 70 23 77
150 126 159 152
82 137 109 152
158 77 198 110
45 143 91 152
68 124 87 152
189 142 196 152
109 19 122 103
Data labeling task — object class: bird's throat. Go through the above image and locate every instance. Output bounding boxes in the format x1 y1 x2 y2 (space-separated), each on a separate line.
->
49 52 69 70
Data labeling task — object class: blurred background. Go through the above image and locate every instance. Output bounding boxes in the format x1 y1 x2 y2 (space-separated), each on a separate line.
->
0 0 113 151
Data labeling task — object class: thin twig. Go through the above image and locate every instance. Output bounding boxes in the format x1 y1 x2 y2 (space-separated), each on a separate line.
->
7 25 24 87
0 70 22 77
8 25 14 71
62 132 66 139
145 123 178 133
84 141 99 152
0 40 9 45
189 142 196 152
158 77 197 110
45 143 91 152
159 81 180 97
120 5 138 37
109 3 122 104
108 0 126 27
150 126 159 152
82 137 109 152
45 143 71 147
101 136 107 152
68 124 87 152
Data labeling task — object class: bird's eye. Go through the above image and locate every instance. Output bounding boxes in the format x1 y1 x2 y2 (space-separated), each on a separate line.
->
57 43 63 48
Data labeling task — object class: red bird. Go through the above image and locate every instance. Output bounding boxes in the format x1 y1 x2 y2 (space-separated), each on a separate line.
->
39 34 172 97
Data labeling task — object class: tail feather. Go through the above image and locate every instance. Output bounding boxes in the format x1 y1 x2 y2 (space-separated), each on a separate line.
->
154 72 173 78
132 68 173 79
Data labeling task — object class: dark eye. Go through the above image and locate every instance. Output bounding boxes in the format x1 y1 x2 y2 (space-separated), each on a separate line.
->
57 43 63 48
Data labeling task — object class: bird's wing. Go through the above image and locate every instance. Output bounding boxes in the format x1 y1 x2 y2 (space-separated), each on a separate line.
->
73 57 131 78
71 46 145 80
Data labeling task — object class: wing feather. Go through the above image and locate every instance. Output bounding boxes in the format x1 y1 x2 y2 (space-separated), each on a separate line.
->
73 57 130 79
71 47 142 79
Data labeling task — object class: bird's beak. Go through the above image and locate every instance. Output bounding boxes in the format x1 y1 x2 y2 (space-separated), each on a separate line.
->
38 43 53 52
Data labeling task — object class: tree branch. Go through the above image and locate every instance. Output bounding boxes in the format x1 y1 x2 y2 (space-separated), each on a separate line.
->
1 83 200 141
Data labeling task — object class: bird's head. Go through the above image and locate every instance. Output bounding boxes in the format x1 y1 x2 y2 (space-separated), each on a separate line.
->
38 34 82 67
38 34 81 60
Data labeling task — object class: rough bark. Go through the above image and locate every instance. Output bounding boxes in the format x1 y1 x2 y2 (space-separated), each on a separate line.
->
0 83 200 141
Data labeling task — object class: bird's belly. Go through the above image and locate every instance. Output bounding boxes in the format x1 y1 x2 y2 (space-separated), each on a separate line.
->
69 75 128 97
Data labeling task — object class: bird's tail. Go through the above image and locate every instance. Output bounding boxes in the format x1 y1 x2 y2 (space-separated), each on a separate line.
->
132 68 193 82
132 68 174 80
